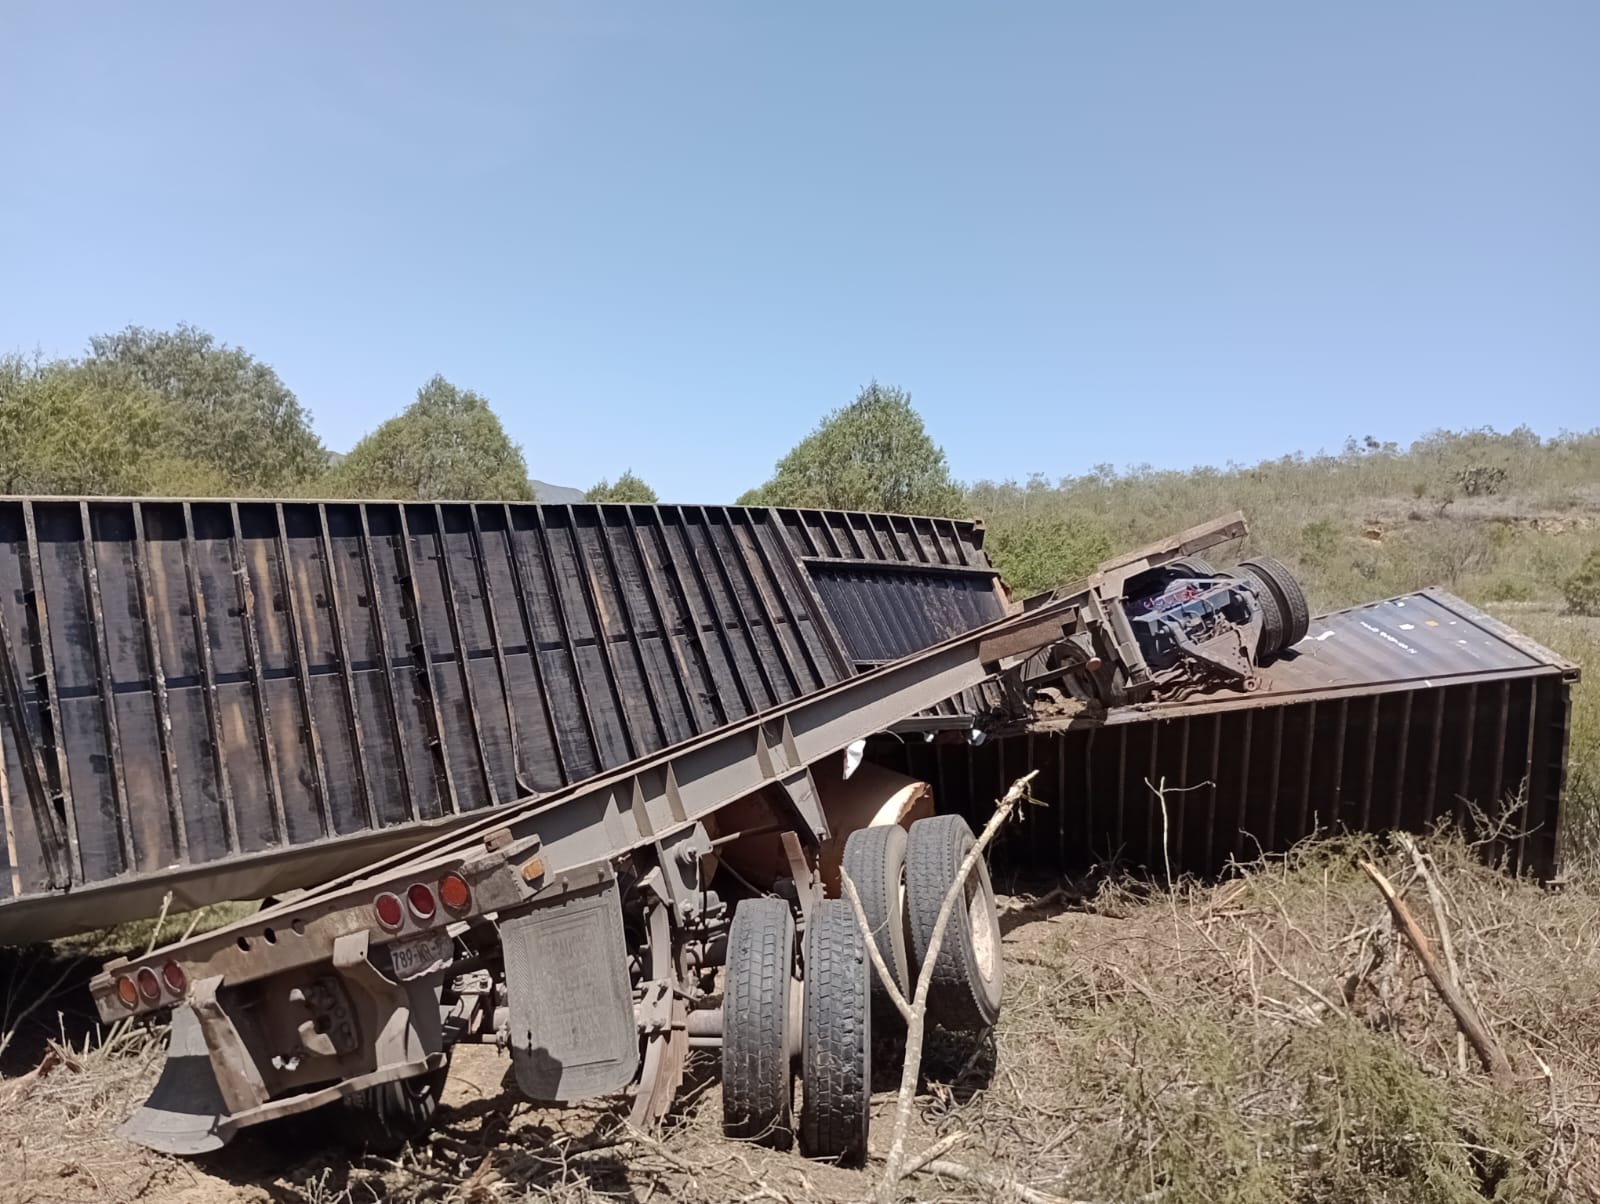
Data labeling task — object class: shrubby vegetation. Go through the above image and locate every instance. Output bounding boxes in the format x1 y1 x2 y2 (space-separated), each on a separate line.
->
967 426 1600 609
328 375 534 501
729 381 1599 614
0 354 227 496
1566 549 1600 618
85 324 327 491
13 331 1590 620
1 331 533 502
738 382 965 516
586 471 659 504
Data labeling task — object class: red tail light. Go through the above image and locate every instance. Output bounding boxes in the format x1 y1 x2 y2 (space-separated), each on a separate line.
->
136 967 161 1003
438 872 471 912
374 892 405 930
115 976 138 1008
162 961 187 995
406 883 436 921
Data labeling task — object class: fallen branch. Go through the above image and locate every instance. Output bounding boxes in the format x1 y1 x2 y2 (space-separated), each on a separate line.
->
841 769 1038 1203
906 1158 1162 1204
913 1159 1080 1204
1 1045 62 1107
1360 860 1512 1084
1398 833 1469 1073
1000 886 1066 915
898 1129 966 1177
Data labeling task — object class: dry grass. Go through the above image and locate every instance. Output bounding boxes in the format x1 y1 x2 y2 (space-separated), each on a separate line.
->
971 427 1600 611
1506 611 1600 871
5 831 1598 1204
51 900 259 960
978 834 1600 1203
0 1023 177 1204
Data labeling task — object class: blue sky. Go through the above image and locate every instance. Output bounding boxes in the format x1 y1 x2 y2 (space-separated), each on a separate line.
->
2 2 1595 501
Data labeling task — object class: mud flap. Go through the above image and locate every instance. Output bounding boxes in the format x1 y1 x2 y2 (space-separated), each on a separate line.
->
118 1005 230 1155
503 875 638 1102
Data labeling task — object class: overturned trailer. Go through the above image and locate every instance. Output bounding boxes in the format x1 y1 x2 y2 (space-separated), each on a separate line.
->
0 496 1011 943
886 588 1577 879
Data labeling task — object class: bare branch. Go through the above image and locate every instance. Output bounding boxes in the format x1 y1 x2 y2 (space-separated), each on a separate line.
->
1360 859 1513 1084
1398 833 1469 1073
839 869 914 1024
874 769 1038 1202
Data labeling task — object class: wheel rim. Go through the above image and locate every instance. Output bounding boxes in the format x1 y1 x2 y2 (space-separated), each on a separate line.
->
966 874 997 983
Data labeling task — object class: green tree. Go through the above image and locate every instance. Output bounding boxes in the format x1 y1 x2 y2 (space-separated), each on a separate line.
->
332 375 535 500
982 513 1112 597
586 470 658 503
741 382 966 516
0 354 227 496
85 324 325 490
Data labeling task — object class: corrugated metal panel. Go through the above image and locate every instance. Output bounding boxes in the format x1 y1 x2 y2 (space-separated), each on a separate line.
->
880 590 1578 879
1100 590 1577 724
0 497 1004 940
809 562 1005 665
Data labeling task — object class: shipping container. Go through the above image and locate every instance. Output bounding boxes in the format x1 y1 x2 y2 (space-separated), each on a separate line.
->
879 590 1578 878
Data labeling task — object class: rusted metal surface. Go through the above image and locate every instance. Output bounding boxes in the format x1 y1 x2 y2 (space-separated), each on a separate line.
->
0 497 1005 942
879 590 1578 878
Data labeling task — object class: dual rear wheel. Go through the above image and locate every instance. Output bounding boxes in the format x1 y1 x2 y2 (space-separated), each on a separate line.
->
721 814 1001 1163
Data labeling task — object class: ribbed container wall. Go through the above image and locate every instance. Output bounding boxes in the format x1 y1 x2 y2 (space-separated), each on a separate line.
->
878 671 1572 880
0 497 1005 935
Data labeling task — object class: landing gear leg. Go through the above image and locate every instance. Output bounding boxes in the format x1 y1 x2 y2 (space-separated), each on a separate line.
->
629 896 688 1129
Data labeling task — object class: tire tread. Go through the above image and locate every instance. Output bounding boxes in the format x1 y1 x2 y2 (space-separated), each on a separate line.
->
905 815 1003 1032
840 825 910 1028
800 899 870 1163
722 898 795 1148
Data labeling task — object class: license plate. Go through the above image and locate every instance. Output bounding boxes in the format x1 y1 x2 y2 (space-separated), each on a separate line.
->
388 930 453 981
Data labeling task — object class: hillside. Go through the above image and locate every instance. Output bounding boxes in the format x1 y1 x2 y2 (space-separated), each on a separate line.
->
970 427 1600 608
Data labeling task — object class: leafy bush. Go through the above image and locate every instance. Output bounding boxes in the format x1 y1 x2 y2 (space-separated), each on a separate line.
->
740 381 964 516
586 471 658 503
1564 549 1600 616
1299 518 1342 566
1481 576 1535 603
330 375 535 501
984 513 1112 597
1454 464 1508 497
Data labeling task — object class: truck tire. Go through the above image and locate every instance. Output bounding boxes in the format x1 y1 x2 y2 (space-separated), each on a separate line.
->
1239 557 1310 650
1169 556 1216 577
333 1061 449 1154
905 815 1003 1033
840 825 911 1029
800 899 872 1164
1237 566 1287 656
722 897 796 1148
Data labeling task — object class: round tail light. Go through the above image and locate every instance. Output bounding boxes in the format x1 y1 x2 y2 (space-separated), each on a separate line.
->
136 967 161 1003
406 883 436 921
115 976 138 1008
437 872 471 913
161 961 187 995
374 892 405 930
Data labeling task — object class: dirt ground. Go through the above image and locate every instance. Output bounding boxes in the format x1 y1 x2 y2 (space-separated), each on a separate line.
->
4 834 1600 1204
